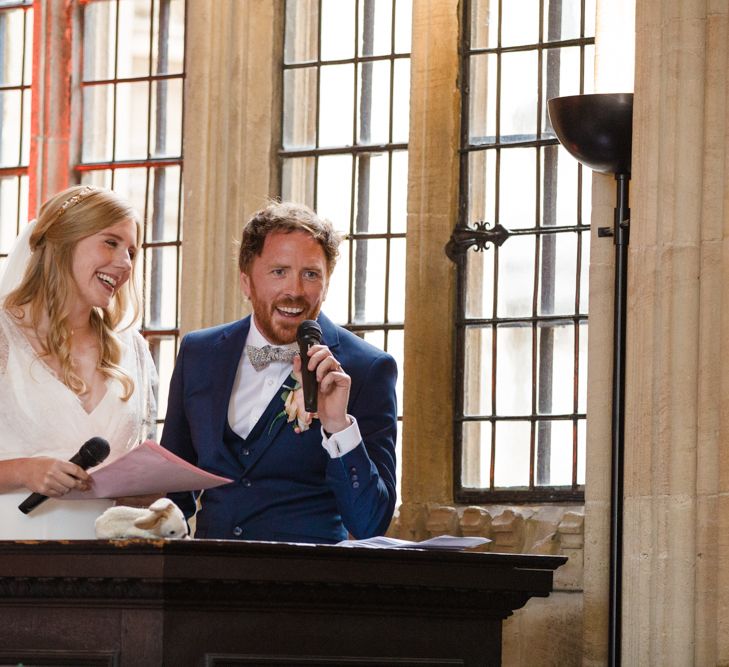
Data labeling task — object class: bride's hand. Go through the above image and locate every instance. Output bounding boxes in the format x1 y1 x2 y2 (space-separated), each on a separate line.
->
21 457 91 496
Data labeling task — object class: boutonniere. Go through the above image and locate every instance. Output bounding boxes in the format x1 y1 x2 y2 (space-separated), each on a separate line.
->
270 372 317 434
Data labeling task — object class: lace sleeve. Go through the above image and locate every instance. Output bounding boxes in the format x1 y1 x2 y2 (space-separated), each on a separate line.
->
132 331 159 441
0 321 8 376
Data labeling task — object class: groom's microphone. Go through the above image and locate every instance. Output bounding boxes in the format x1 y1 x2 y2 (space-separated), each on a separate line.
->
18 436 111 515
297 319 323 413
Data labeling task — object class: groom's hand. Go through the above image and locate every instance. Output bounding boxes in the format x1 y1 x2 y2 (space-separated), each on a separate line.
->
293 345 351 434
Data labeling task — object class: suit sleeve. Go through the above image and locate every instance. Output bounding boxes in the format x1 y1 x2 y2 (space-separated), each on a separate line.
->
160 335 199 519
325 352 398 539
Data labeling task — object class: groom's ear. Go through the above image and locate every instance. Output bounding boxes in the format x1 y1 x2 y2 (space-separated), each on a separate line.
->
240 271 251 299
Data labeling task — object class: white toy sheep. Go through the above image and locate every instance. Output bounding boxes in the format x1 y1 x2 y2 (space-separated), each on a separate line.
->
95 497 189 540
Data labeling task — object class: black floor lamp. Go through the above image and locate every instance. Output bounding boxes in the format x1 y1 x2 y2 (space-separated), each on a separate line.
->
547 93 634 667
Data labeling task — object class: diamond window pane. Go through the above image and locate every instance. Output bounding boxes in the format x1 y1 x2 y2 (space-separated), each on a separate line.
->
494 421 531 487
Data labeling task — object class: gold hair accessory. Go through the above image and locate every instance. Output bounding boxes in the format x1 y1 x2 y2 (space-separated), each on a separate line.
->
56 185 98 220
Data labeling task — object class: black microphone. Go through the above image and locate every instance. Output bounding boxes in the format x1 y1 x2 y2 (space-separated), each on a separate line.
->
18 436 111 515
297 319 323 413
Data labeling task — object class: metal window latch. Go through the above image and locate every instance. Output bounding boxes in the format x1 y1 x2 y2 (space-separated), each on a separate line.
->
445 221 511 262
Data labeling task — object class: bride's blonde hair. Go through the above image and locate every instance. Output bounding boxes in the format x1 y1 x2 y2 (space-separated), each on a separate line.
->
4 185 142 400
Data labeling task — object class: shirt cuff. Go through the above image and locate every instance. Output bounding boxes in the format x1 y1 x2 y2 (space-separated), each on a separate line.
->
321 416 361 458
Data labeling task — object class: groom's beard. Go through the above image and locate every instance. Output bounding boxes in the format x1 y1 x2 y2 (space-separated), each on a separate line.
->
250 296 322 345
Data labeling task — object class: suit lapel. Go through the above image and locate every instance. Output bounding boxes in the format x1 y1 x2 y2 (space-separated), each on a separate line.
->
210 317 250 469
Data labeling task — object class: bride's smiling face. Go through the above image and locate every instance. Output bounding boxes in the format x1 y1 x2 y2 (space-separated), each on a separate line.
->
69 218 138 311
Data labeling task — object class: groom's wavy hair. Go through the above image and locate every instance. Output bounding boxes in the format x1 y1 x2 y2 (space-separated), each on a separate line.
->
238 201 342 276
4 185 142 401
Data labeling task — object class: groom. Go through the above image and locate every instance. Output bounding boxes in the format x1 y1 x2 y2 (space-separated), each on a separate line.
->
160 202 397 543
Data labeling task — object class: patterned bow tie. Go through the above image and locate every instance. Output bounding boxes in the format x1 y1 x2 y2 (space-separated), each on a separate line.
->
246 344 298 372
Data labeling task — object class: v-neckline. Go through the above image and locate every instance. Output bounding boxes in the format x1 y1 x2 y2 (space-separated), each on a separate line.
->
2 310 111 416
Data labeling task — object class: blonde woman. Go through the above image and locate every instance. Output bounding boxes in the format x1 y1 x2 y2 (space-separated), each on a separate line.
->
0 185 157 539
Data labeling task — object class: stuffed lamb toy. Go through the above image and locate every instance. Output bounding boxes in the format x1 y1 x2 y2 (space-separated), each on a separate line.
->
95 498 189 539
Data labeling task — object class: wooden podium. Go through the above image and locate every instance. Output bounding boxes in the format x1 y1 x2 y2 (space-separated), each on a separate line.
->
0 539 565 666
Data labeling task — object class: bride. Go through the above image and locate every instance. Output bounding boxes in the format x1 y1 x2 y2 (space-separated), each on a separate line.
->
0 185 157 539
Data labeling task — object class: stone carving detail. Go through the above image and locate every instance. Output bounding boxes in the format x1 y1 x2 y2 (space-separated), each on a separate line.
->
391 503 585 589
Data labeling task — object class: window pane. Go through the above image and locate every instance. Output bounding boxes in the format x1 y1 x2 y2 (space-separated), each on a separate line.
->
535 420 572 486
536 321 574 415
494 421 531 487
501 0 539 47
464 326 492 416
358 0 393 57
390 150 408 233
497 234 535 318
495 324 532 415
321 0 355 60
319 64 355 147
82 85 115 162
316 154 353 226
501 50 538 142
537 232 578 316
388 237 406 322
462 420 492 488
351 238 388 323
115 81 150 161
499 148 536 230
469 53 497 145
464 242 495 320
354 152 389 234
283 67 317 149
285 0 318 63
281 156 315 206
357 60 391 145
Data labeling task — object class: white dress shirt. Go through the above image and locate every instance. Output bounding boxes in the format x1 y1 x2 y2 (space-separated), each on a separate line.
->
227 315 361 458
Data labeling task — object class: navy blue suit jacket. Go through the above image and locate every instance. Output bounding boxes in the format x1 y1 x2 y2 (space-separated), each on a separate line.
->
160 312 397 544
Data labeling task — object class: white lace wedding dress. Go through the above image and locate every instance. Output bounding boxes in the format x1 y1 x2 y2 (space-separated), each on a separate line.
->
0 310 157 539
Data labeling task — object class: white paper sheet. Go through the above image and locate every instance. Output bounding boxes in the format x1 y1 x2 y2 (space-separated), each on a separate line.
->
335 535 491 550
63 440 232 500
